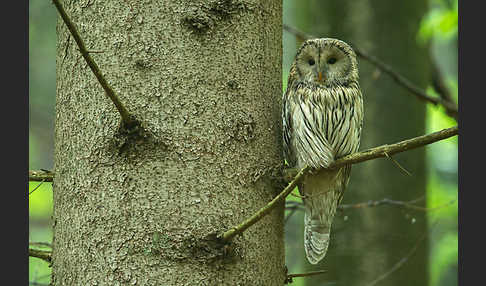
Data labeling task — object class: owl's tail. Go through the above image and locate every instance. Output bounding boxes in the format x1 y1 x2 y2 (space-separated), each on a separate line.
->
301 170 342 265
303 204 337 265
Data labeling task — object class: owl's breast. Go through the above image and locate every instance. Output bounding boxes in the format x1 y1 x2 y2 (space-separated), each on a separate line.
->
287 83 363 169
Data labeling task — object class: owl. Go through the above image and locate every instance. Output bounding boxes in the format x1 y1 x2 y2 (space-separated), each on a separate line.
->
282 38 364 264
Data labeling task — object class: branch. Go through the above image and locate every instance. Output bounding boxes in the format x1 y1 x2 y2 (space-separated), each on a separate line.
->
286 196 456 214
218 166 311 243
29 170 54 182
29 248 52 263
52 0 139 130
282 24 312 42
329 126 457 169
283 126 457 180
220 126 458 242
285 270 328 284
282 24 458 120
338 197 457 212
431 62 458 120
29 179 46 196
353 46 458 119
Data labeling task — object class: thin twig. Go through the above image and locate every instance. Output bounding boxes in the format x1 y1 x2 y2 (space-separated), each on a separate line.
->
339 198 456 212
283 24 312 42
29 179 46 196
29 248 52 263
52 0 138 129
353 46 458 119
384 151 412 176
285 270 328 284
431 62 458 120
29 170 54 182
282 24 458 120
220 126 458 242
286 196 456 213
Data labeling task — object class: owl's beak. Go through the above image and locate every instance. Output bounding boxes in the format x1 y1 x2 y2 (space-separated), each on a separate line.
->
318 72 323 82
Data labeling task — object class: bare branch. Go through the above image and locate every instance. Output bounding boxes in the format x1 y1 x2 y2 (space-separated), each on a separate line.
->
286 196 456 214
29 248 52 263
339 197 456 212
282 24 458 120
29 170 54 182
384 151 412 177
431 62 458 120
219 166 311 243
330 126 458 169
221 126 458 242
285 270 328 284
353 46 458 119
283 126 457 180
29 179 46 196
52 0 139 130
282 24 312 42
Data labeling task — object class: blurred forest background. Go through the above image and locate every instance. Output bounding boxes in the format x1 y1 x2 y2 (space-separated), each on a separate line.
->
29 0 457 285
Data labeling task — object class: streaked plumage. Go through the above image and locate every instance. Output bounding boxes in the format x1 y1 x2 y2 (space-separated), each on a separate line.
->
282 38 363 264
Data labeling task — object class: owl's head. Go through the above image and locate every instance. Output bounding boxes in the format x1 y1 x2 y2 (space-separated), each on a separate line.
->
292 38 358 86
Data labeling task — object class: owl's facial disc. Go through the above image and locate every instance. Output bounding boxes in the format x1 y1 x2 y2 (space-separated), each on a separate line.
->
295 39 356 86
316 47 349 85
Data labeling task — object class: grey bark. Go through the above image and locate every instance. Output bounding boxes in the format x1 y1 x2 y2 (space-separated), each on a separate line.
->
287 1 429 285
53 1 284 285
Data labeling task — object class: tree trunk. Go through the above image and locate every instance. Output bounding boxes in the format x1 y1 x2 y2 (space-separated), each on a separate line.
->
53 1 284 285
288 1 429 285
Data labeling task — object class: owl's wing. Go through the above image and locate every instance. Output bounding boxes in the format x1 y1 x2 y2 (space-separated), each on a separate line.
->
285 83 336 170
282 88 296 167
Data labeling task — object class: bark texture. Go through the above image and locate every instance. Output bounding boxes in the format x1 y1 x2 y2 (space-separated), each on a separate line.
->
53 0 284 285
288 1 429 285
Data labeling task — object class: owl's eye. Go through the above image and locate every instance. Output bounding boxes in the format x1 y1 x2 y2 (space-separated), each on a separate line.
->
327 57 337 64
308 59 315 66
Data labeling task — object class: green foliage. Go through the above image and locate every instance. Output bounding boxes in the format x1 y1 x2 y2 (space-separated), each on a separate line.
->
425 88 458 286
429 233 458 286
29 181 53 284
29 182 53 219
417 0 458 44
419 1 458 281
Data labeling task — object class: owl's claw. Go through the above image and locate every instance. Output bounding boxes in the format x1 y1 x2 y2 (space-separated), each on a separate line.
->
282 168 299 182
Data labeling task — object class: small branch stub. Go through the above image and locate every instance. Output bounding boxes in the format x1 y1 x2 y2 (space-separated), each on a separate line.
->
29 248 52 264
29 170 54 182
285 270 328 284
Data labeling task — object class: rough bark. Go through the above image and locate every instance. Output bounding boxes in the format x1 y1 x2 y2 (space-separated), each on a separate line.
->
288 1 429 285
53 1 284 285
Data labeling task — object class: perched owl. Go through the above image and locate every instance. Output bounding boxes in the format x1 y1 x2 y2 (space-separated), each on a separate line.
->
282 38 364 264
